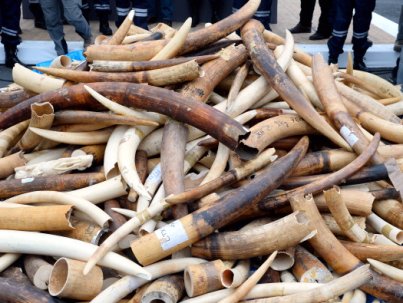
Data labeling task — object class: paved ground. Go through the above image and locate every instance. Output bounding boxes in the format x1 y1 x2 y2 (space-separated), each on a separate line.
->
1 0 402 88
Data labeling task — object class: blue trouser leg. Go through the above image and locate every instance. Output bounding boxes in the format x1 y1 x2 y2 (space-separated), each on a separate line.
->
62 0 92 39
40 0 65 55
0 0 22 46
327 0 353 63
352 0 375 61
233 0 271 29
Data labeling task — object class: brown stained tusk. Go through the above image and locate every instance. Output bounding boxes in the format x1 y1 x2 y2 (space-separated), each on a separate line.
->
291 149 357 177
0 83 252 156
56 217 104 245
184 260 226 297
239 114 316 156
132 136 309 266
85 0 260 62
71 144 106 165
0 230 150 278
23 255 53 290
104 200 128 232
35 60 201 87
166 148 276 205
18 102 55 151
4 191 111 229
367 259 403 283
292 245 333 283
108 10 134 45
0 88 35 111
289 194 403 302
373 199 403 229
218 251 278 303
141 274 185 303
191 211 315 260
324 186 373 243
29 126 113 145
0 120 29 158
151 17 192 60
0 275 57 303
12 63 66 94
0 205 73 231
241 20 350 151
338 72 387 99
0 152 27 179
48 257 103 300
90 55 218 72
340 240 403 262
54 110 158 127
336 81 401 124
241 265 371 303
0 171 105 199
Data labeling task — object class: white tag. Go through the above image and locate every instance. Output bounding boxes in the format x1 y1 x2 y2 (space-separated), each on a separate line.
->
21 177 34 184
155 220 189 251
340 125 359 147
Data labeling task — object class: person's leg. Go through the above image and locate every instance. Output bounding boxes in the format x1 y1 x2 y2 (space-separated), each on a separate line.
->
1 0 23 67
188 0 202 27
327 0 353 64
394 5 403 52
148 0 157 23
254 0 272 30
62 0 92 46
115 0 130 27
81 0 90 23
209 0 224 23
290 0 315 33
160 0 173 25
95 0 112 35
352 0 375 70
133 0 149 29
29 0 47 29
40 0 67 55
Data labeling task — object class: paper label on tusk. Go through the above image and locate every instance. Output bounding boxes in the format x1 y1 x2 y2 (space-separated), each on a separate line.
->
155 220 189 251
340 125 358 147
21 177 35 184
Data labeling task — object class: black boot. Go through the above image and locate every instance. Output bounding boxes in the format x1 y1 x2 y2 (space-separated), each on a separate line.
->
4 45 24 68
188 0 201 27
289 23 311 34
98 11 112 35
353 58 369 72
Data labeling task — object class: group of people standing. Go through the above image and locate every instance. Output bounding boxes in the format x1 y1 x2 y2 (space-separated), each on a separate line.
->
0 0 385 72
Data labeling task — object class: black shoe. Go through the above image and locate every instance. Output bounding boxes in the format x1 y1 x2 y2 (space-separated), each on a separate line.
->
289 23 311 34
394 40 403 52
61 38 68 55
4 45 24 68
35 21 47 30
328 55 338 65
353 60 369 72
309 31 331 40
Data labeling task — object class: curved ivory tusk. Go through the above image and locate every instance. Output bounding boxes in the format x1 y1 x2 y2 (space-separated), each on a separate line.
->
386 100 403 116
336 81 400 124
367 213 403 245
0 253 21 273
151 17 192 60
241 265 371 303
220 259 250 289
29 127 113 145
226 61 250 112
91 258 206 303
373 199 403 230
4 191 111 228
14 154 93 179
122 33 153 44
104 126 128 179
341 240 403 262
0 120 29 158
200 143 230 185
49 55 71 69
0 230 150 279
18 102 55 151
36 60 201 87
0 152 28 179
218 251 278 303
68 175 128 204
24 147 66 165
368 258 403 283
12 63 65 94
324 186 373 243
118 127 152 200
84 85 164 123
280 271 297 283
108 10 134 45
